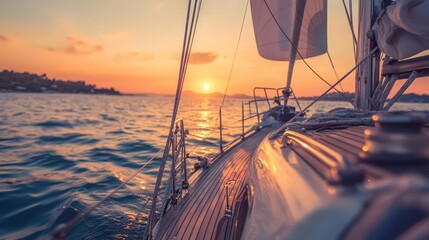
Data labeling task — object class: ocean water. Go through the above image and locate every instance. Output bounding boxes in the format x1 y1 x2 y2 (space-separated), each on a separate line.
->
0 93 428 239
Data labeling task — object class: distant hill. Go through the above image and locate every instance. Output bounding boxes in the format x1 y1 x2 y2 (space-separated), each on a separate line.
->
395 93 429 103
0 69 120 95
298 92 355 102
158 91 429 103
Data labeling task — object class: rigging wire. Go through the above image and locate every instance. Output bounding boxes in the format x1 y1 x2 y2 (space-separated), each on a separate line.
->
179 0 204 100
342 0 358 58
326 51 342 91
270 47 379 139
326 51 355 107
349 0 354 43
146 1 204 238
221 0 249 107
262 0 354 106
187 0 249 157
119 198 151 238
46 148 164 240
46 1 205 237
145 0 196 234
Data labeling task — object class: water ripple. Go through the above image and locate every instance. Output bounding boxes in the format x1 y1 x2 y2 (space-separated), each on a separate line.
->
3 93 415 239
117 140 159 153
34 120 74 129
36 133 99 145
23 151 76 170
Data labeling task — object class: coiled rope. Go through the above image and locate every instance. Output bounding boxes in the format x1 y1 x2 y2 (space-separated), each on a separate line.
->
269 47 379 139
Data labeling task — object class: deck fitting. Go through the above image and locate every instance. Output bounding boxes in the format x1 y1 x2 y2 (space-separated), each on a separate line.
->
359 112 429 162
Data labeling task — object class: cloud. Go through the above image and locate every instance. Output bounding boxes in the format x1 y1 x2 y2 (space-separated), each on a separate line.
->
189 52 218 65
114 52 154 61
47 37 103 55
0 34 9 42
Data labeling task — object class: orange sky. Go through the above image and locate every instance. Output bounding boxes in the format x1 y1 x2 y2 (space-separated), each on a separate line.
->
0 0 428 96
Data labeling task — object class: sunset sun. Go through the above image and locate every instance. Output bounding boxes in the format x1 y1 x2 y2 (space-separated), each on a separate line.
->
203 83 210 91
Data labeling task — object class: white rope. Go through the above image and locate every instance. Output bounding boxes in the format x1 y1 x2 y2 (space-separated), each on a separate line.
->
269 47 379 139
301 108 376 130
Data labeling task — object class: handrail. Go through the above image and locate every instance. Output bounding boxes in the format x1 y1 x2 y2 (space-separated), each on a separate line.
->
251 87 303 124
382 54 429 78
277 87 303 113
253 87 280 124
145 118 189 239
145 86 290 239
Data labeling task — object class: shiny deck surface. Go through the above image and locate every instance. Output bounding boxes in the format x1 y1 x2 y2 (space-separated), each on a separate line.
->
305 125 429 180
155 123 428 239
155 125 277 240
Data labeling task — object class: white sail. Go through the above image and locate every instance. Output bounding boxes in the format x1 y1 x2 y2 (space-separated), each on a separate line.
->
374 0 429 60
250 0 327 61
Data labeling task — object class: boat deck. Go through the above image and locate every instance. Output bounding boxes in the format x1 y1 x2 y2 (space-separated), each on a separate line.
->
155 125 277 240
154 122 428 239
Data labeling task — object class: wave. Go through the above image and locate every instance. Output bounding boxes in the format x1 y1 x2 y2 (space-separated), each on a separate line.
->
107 129 129 135
117 141 159 153
3 94 373 239
36 133 99 145
23 151 77 170
75 119 101 125
100 114 118 122
34 120 74 129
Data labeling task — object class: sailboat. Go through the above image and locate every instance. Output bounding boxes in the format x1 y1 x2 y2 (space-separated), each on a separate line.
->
47 0 429 239
141 0 429 239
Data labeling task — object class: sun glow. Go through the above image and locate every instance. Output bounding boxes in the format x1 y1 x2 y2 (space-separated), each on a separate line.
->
203 83 210 91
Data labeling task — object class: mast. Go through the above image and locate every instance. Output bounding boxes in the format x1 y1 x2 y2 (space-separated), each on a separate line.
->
355 0 381 110
284 0 307 110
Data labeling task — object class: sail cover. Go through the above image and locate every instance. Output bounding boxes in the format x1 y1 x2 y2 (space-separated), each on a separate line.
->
374 0 429 60
250 0 327 61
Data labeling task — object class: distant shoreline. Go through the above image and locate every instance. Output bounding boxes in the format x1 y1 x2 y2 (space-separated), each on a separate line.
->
0 90 123 96
160 90 429 103
2 69 427 102
0 69 120 95
2 90 429 104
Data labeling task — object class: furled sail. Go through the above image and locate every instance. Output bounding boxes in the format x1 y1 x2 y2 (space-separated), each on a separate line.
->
374 0 429 60
249 0 327 61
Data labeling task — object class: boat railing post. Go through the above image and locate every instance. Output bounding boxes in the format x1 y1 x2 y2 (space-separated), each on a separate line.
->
224 180 236 217
170 133 177 205
219 107 223 153
248 101 251 116
253 88 260 125
242 102 245 139
181 120 189 189
264 88 271 109
290 88 303 113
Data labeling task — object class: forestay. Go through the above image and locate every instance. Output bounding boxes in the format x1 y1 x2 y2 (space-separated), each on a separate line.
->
249 0 327 61
374 0 429 60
